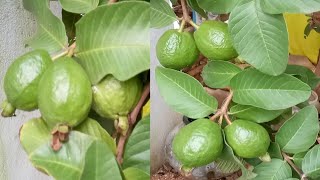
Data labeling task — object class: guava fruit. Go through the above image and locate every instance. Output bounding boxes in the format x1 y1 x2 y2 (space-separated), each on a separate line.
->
172 119 223 168
38 57 92 128
92 75 142 135
2 49 52 117
194 21 238 60
225 120 270 158
156 29 199 70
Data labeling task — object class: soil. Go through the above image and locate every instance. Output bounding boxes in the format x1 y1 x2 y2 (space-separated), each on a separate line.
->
152 165 241 180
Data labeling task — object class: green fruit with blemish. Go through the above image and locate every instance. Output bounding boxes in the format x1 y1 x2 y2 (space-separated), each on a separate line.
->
2 49 52 117
38 57 92 128
225 120 270 158
172 119 223 168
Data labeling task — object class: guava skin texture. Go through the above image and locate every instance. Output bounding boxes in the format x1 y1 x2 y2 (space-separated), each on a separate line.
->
92 75 142 120
3 49 52 113
225 120 271 158
194 21 238 60
172 119 223 168
156 29 199 70
38 57 92 128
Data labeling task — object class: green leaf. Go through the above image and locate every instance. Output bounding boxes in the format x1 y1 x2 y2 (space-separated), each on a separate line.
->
302 145 320 179
23 0 68 53
75 118 116 154
80 140 122 180
215 146 241 174
253 159 292 180
76 2 150 84
285 65 320 89
260 0 320 14
268 142 283 159
230 68 311 110
230 104 285 123
293 151 307 169
62 10 82 44
123 116 150 175
229 0 288 76
201 60 242 89
151 0 176 28
187 0 208 19
275 106 319 154
123 167 150 180
59 0 99 13
155 67 218 118
196 0 238 14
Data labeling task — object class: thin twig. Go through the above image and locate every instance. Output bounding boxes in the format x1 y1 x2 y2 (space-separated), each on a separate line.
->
67 42 76 57
116 83 150 164
52 50 68 60
180 0 190 22
282 152 304 178
210 91 233 125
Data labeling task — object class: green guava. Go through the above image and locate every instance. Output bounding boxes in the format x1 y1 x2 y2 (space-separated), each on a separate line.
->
37 57 92 128
172 119 223 168
225 120 271 158
2 49 52 117
156 29 199 70
92 75 142 135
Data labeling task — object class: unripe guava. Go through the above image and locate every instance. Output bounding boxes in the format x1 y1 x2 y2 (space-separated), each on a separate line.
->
2 49 52 117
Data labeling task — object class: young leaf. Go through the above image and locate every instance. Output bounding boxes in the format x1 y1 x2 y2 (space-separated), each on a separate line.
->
293 152 307 169
23 0 68 53
285 65 320 89
260 0 320 14
196 0 238 14
123 116 150 175
253 159 292 180
230 68 311 110
123 167 150 180
268 142 283 159
187 0 208 19
201 60 242 89
275 106 319 154
76 1 150 84
151 0 176 28
155 67 218 118
75 118 116 154
229 0 288 76
302 145 320 179
229 104 285 123
59 0 99 14
80 140 122 180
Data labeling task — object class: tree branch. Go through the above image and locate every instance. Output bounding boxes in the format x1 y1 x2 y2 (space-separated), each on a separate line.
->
282 152 304 178
210 91 233 125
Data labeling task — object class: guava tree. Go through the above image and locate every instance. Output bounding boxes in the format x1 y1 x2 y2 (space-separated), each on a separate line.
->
153 0 320 179
1 0 150 179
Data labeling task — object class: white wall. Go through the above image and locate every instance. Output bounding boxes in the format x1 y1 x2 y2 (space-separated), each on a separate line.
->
0 1 60 179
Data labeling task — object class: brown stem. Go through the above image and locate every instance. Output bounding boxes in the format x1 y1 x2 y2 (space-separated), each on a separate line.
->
317 136 320 144
209 91 233 125
187 63 206 77
282 152 304 178
116 83 150 164
108 0 117 4
180 0 190 22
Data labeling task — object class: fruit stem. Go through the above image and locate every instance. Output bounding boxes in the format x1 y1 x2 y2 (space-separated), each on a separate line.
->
118 116 129 136
52 50 68 61
178 20 186 33
282 152 304 178
1 100 16 117
188 20 200 29
180 0 199 29
67 42 76 57
210 91 233 125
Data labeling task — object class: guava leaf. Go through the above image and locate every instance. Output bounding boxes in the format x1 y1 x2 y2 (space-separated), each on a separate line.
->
80 140 122 180
123 167 150 180
59 0 99 13
229 0 288 76
215 146 241 174
253 159 292 180
155 67 218 119
196 0 238 14
75 118 116 154
151 0 176 28
23 0 68 53
123 116 150 175
230 68 311 110
62 10 82 44
268 142 283 160
275 106 319 154
76 2 150 84
229 104 285 123
201 60 242 89
187 0 207 19
285 65 320 89
293 151 307 169
302 145 320 179
260 0 320 14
